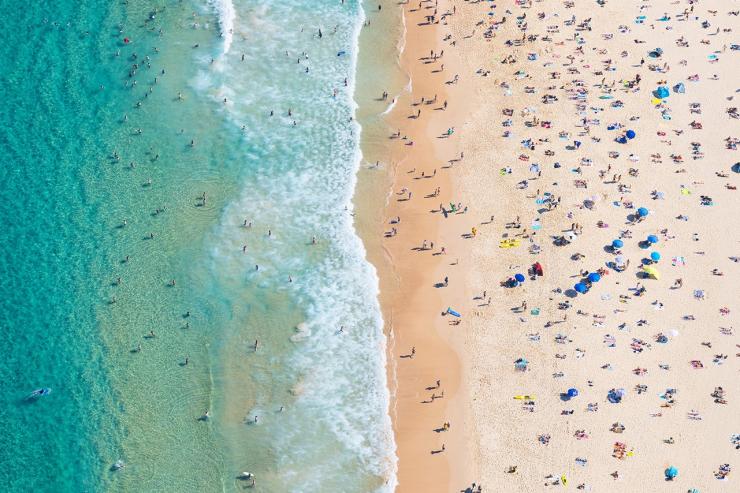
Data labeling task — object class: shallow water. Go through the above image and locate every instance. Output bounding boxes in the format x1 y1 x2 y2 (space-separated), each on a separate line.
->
1 0 396 491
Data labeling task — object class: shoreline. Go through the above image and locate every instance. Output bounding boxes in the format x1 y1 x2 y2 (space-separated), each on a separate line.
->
355 1 478 490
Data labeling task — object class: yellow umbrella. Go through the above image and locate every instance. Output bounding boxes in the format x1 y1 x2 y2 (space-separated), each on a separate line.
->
643 265 660 279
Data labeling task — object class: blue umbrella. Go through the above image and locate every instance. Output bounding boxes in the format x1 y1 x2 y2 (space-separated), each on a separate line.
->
665 466 678 480
654 86 670 99
514 273 526 283
650 251 661 261
567 388 579 398
626 129 636 139
588 272 601 283
612 239 624 248
574 283 588 293
732 162 740 173
637 207 649 217
647 234 659 244
607 388 624 403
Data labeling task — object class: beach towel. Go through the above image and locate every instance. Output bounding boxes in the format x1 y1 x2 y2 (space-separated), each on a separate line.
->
499 239 521 248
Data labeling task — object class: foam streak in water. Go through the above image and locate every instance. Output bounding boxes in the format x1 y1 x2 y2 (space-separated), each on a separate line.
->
209 0 235 55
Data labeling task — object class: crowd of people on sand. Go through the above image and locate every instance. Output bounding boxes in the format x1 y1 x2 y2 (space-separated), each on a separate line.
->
385 0 737 491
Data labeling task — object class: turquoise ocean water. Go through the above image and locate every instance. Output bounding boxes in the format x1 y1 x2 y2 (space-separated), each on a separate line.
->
0 1 398 491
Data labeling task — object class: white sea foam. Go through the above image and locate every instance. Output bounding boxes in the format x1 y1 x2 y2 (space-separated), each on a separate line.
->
208 0 235 56
194 0 397 491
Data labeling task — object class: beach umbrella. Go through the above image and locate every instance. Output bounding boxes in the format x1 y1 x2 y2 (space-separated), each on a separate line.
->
673 82 685 94
665 466 678 480
567 388 579 398
732 162 740 173
614 255 626 265
643 265 660 280
654 86 670 99
647 234 659 244
612 239 624 248
514 273 526 283
626 129 636 139
650 251 661 261
607 388 625 403
637 207 649 217
588 272 601 283
574 283 588 293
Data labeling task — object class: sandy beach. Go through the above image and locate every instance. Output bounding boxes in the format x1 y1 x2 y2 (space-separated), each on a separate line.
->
360 1 474 490
362 0 740 491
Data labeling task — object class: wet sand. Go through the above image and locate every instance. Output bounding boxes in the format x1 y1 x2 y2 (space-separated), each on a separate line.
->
357 0 477 491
